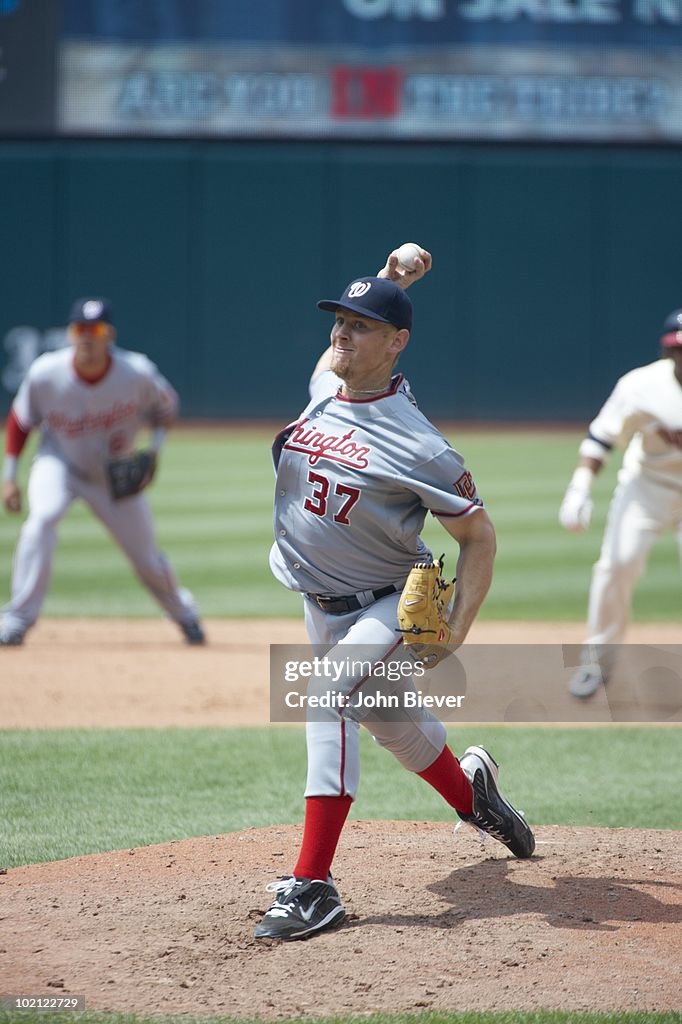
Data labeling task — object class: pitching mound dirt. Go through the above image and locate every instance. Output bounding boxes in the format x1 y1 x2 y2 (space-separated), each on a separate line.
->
2 619 681 1017
1 822 680 1018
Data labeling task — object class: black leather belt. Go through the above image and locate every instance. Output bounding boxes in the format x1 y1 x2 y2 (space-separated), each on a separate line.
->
306 584 398 616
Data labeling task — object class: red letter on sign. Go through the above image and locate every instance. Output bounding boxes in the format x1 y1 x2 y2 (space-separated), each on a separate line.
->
332 67 402 118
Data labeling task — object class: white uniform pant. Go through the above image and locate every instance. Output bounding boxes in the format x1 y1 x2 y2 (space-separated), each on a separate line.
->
584 472 682 665
303 592 447 800
2 454 197 634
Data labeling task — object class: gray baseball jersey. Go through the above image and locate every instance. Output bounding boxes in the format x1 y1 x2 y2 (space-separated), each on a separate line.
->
12 346 177 483
270 370 482 595
2 344 197 640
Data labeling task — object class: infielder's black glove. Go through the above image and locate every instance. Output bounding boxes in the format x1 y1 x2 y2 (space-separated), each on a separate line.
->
106 450 157 501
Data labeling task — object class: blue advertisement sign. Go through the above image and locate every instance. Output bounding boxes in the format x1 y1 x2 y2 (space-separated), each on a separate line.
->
62 0 682 48
58 0 682 141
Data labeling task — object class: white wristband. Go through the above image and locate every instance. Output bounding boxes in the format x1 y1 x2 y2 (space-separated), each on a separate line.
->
150 428 166 453
569 465 594 496
579 437 610 462
2 455 18 483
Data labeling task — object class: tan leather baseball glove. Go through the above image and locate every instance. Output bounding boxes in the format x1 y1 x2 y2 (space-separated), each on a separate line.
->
397 555 455 668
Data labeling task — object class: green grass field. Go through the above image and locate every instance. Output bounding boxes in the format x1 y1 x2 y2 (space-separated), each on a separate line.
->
1 724 679 870
0 426 679 621
1 426 679 1024
1 1013 680 1024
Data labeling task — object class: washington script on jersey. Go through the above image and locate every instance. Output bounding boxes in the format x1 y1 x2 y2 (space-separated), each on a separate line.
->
283 420 371 469
46 401 139 437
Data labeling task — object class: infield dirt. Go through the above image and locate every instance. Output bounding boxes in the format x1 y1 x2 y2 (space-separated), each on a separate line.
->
1 619 681 1018
4 617 682 728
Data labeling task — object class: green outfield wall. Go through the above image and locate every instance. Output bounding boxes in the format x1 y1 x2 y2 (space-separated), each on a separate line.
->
1 140 681 420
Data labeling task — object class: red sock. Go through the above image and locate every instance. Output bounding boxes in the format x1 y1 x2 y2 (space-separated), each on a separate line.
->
417 745 473 815
293 795 353 881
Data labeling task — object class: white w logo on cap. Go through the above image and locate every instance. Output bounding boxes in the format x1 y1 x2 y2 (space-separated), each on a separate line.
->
83 300 104 319
348 281 371 298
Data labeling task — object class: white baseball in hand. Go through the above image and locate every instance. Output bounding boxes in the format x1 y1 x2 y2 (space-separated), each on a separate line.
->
396 242 423 272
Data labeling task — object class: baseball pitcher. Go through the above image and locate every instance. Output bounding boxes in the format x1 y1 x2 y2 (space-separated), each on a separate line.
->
255 244 535 942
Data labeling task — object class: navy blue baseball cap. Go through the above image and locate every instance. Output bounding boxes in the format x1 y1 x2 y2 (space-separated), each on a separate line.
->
661 308 682 347
68 297 114 325
317 276 412 332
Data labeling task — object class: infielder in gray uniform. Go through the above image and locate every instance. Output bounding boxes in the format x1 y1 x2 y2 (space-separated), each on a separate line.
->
255 245 535 942
0 297 205 647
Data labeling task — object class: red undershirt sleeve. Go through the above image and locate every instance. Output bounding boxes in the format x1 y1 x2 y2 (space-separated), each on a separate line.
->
5 408 31 457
